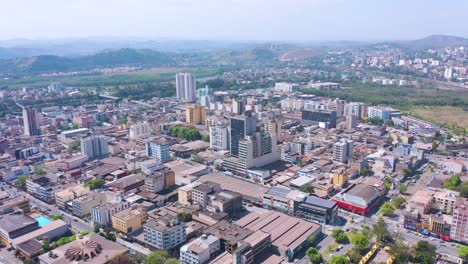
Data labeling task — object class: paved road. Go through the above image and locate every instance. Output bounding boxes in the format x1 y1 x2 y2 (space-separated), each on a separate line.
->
1 184 92 233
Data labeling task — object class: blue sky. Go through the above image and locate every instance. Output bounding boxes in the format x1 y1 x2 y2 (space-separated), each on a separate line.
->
1 0 466 41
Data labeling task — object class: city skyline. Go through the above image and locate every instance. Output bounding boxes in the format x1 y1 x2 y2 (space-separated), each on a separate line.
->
1 0 468 41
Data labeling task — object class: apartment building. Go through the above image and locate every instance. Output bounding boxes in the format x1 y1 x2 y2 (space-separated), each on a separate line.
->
178 182 203 206
192 182 221 209
450 198 468 243
111 205 146 234
55 185 90 209
186 104 206 126
180 234 220 264
91 199 131 227
144 215 186 250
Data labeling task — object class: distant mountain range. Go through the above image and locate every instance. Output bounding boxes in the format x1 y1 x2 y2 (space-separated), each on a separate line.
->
393 35 468 50
0 48 173 74
0 35 467 75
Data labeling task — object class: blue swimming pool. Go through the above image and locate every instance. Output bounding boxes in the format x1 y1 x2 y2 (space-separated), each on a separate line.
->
35 216 52 227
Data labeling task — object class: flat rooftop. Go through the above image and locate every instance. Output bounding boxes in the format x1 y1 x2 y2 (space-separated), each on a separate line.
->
198 173 268 201
236 211 321 252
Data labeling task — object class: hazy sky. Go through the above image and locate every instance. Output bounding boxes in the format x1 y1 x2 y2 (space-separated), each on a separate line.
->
1 0 467 41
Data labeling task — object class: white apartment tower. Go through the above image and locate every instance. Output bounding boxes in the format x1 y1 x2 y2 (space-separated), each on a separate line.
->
333 139 353 163
81 135 109 159
176 73 196 101
129 121 152 140
209 124 229 150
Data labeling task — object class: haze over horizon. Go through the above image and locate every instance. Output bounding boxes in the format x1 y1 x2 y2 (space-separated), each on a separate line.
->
1 0 467 42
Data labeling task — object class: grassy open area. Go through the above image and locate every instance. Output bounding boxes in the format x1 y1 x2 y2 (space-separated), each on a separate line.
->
301 82 468 134
407 106 468 133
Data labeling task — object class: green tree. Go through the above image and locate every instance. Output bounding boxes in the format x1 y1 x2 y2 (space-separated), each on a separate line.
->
401 167 412 178
331 229 348 244
177 212 192 222
94 224 100 233
201 135 210 142
444 175 461 190
372 217 390 242
345 248 362 263
308 235 316 244
14 175 28 191
456 245 468 263
360 168 374 176
147 251 169 264
327 255 350 264
165 258 179 264
50 215 63 220
399 183 407 194
84 178 106 190
350 233 369 252
306 247 323 264
412 241 436 264
302 185 315 194
296 125 304 132
42 240 50 252
379 201 395 216
392 197 406 208
387 236 411 263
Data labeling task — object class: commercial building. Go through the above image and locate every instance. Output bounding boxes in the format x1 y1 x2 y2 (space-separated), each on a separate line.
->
0 213 39 247
450 198 468 243
176 73 196 101
0 196 30 214
263 186 338 225
224 132 278 177
55 155 88 171
209 124 229 150
301 110 337 128
144 215 186 250
38 233 128 264
108 173 145 194
307 82 341 90
80 135 109 160
274 82 299 92
180 234 221 264
332 184 382 216
367 106 401 122
59 128 89 140
111 205 146 234
333 139 353 163
236 211 321 261
22 107 40 136
344 102 368 119
229 111 257 157
209 190 243 216
186 104 206 126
